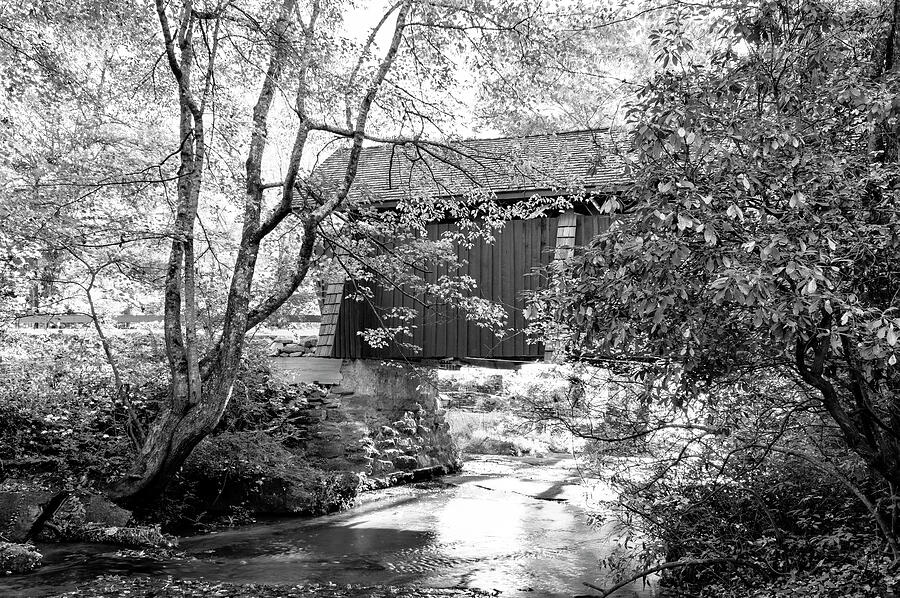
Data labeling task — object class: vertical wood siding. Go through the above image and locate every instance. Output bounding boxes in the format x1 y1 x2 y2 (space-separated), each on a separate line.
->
322 213 609 360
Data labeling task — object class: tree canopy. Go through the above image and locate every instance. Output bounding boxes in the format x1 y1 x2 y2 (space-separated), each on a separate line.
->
533 0 900 490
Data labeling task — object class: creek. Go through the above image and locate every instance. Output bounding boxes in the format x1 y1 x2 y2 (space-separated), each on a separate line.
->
1 455 657 597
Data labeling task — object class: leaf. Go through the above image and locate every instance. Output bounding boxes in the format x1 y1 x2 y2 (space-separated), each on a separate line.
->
726 204 744 221
600 197 620 213
789 192 806 208
753 310 763 327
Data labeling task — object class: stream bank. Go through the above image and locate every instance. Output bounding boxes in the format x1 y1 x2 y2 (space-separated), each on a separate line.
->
0 455 657 598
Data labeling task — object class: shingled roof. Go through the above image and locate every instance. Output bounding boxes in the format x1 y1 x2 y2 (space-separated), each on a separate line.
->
306 128 630 207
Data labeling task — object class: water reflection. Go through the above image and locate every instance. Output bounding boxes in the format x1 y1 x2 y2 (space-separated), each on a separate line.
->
435 487 528 553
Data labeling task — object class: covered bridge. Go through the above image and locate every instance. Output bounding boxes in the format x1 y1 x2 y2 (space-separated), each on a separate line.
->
308 129 627 363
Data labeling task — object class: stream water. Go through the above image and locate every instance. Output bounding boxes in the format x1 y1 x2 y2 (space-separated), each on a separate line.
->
1 455 658 597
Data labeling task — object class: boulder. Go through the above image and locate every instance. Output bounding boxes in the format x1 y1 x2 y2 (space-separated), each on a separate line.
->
381 448 401 461
36 492 133 543
0 542 41 575
0 488 135 545
76 524 176 548
0 490 54 542
82 494 131 527
393 455 418 470
372 459 395 474
302 336 319 348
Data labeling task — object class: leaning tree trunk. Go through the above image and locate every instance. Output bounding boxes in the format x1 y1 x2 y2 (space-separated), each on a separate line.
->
110 348 247 505
112 379 225 504
109 0 293 506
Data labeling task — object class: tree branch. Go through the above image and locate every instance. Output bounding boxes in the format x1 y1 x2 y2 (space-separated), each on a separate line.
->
252 0 321 245
212 0 297 361
313 1 411 221
245 217 317 329
583 558 765 598
344 1 404 128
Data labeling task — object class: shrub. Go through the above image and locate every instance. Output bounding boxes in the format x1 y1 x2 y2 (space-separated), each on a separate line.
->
606 419 894 597
0 330 166 489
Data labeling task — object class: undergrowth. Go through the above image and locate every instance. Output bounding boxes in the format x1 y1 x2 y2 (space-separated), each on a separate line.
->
0 330 358 532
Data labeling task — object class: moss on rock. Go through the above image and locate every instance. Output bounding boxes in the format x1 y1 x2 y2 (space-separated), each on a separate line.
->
0 542 41 575
75 524 177 548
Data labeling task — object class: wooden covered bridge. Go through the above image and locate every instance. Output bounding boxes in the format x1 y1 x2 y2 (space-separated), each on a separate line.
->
308 129 627 363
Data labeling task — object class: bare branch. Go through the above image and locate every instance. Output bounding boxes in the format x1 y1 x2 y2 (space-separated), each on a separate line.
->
345 1 405 128
583 558 766 598
253 0 321 245
313 1 411 222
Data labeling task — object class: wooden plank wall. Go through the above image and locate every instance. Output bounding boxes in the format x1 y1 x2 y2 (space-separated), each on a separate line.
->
314 281 346 357
326 213 609 360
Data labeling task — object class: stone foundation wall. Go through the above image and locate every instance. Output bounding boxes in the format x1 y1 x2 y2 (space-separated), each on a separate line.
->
267 335 320 357
269 353 460 483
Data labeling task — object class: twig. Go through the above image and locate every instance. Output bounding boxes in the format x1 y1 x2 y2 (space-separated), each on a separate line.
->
583 557 764 598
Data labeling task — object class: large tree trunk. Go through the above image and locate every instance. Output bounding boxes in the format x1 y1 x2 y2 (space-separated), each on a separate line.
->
111 362 238 505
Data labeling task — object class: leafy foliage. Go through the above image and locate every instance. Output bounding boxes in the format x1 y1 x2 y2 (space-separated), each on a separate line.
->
632 454 894 598
531 0 900 491
0 0 173 320
515 362 900 596
0 331 166 487
0 332 358 530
